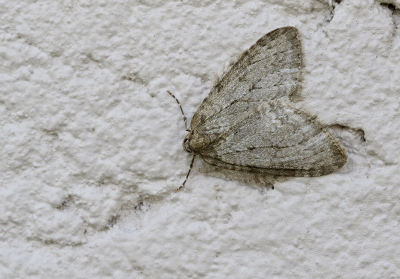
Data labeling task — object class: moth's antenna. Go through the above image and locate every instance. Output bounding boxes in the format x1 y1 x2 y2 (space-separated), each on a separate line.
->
167 91 195 191
175 155 196 192
167 90 190 132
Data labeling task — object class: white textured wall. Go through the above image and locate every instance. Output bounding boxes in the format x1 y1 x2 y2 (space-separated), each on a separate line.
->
1 0 400 278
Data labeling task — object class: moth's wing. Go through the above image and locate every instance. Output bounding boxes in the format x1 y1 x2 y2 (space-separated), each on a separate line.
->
191 27 302 143
199 100 347 177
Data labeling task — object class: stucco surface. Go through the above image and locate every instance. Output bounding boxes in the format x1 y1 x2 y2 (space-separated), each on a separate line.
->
1 0 400 278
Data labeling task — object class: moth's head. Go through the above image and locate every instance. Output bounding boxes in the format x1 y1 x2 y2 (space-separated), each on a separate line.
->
182 133 193 153
182 131 210 154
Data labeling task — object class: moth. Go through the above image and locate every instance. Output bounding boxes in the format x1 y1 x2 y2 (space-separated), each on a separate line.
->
169 27 347 191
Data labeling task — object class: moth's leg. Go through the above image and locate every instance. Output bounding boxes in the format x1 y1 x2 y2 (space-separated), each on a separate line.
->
175 155 196 192
167 90 190 132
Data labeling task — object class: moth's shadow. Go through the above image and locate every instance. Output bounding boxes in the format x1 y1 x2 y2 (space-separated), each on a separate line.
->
198 163 283 191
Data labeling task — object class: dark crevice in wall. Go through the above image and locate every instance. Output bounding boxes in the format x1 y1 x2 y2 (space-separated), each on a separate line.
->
325 0 342 24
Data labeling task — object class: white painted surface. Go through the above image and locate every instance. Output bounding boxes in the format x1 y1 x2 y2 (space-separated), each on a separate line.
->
1 0 400 278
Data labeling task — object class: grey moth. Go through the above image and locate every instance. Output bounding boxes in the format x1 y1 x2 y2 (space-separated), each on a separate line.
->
169 27 347 191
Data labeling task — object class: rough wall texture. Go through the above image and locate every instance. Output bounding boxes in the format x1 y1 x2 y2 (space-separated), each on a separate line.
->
1 0 400 278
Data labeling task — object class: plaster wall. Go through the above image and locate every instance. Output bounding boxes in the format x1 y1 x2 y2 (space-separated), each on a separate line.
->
1 0 400 278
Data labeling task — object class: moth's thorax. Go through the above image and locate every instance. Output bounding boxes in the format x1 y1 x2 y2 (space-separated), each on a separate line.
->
182 131 210 154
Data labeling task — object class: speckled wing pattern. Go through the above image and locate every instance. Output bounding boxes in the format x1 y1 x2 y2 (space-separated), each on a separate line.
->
191 27 302 143
187 27 347 176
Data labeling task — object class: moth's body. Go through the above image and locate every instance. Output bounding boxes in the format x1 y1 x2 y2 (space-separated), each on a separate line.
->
182 27 347 178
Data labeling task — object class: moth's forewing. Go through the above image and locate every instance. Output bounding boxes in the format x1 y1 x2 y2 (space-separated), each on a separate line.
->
199 100 347 176
189 27 302 152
